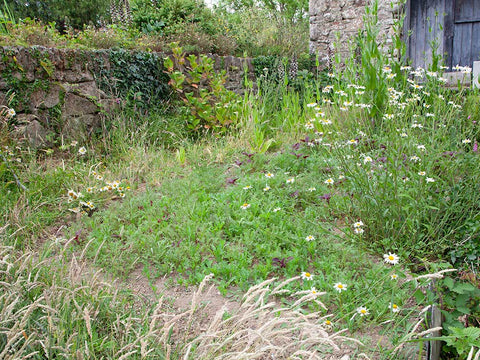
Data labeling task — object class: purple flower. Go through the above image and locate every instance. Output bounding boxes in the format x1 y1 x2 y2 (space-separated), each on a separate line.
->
473 142 478 153
319 193 332 204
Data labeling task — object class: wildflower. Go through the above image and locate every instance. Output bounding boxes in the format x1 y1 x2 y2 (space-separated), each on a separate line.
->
363 156 373 164
338 175 345 180
71 141 78 147
324 178 334 185
354 228 364 234
243 185 252 190
384 114 395 120
273 207 281 212
323 119 333 125
353 221 364 228
418 171 426 176
6 108 16 117
307 102 317 108
389 303 400 313
327 72 335 78
382 66 392 74
417 145 426 151
305 122 314 129
333 282 347 292
301 272 314 280
386 73 397 79
426 177 435 183
263 185 271 192
390 273 398 280
286 177 295 184
305 235 315 242
410 155 421 162
78 147 87 155
462 139 471 144
322 85 333 93
119 193 126 198
240 203 251 210
400 132 408 138
316 111 325 117
307 187 316 192
356 306 370 316
265 172 274 178
411 123 424 129
86 187 94 193
311 287 319 295
323 319 333 328
383 252 400 265
96 175 103 181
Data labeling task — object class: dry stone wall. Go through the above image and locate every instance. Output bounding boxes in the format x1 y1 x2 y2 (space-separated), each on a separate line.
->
0 46 255 147
309 0 404 64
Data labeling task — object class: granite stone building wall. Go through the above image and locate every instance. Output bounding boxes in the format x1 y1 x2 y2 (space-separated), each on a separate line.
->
309 0 404 64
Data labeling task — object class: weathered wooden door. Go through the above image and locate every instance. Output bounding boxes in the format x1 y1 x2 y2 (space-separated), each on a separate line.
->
406 0 480 69
405 0 446 69
447 0 480 68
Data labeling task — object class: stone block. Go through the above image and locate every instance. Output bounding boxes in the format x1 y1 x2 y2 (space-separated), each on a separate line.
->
24 119 47 148
62 93 99 117
30 84 62 109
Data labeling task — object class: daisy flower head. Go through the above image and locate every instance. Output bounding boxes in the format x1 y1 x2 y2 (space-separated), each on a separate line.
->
383 252 400 265
311 287 319 295
240 203 251 210
324 178 334 185
243 185 252 190
307 187 316 192
306 102 317 108
356 306 370 316
418 171 426 176
305 122 314 130
353 221 364 228
333 282 347 293
390 273 398 280
78 147 87 155
363 156 373 164
6 108 16 117
389 303 400 313
348 139 357 145
354 227 364 234
265 172 274 178
263 185 271 192
286 177 295 184
462 139 471 144
272 207 281 212
305 235 315 242
301 272 314 280
426 177 435 183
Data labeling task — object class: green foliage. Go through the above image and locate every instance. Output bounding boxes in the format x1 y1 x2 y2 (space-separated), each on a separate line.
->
164 44 241 134
5 0 110 31
94 48 171 109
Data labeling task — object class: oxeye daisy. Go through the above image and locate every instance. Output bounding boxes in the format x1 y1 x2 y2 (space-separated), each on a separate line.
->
272 207 281 212
301 272 314 280
462 139 471 144
333 282 347 292
306 102 317 108
354 228 364 234
353 221 364 228
418 171 426 176
384 252 399 265
363 156 373 164
263 185 271 192
356 306 369 316
286 177 295 184
389 303 400 313
324 178 334 185
311 287 319 295
86 187 94 193
307 187 316 192
390 273 398 280
78 147 87 155
323 319 332 328
243 185 252 190
240 203 251 210
6 108 16 117
265 172 274 178
305 235 315 242
426 177 435 183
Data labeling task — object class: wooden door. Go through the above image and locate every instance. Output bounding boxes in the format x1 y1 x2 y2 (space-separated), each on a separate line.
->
405 0 446 69
449 0 480 67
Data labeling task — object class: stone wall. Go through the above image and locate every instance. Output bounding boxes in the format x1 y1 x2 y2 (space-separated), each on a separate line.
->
0 46 255 147
309 0 404 64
